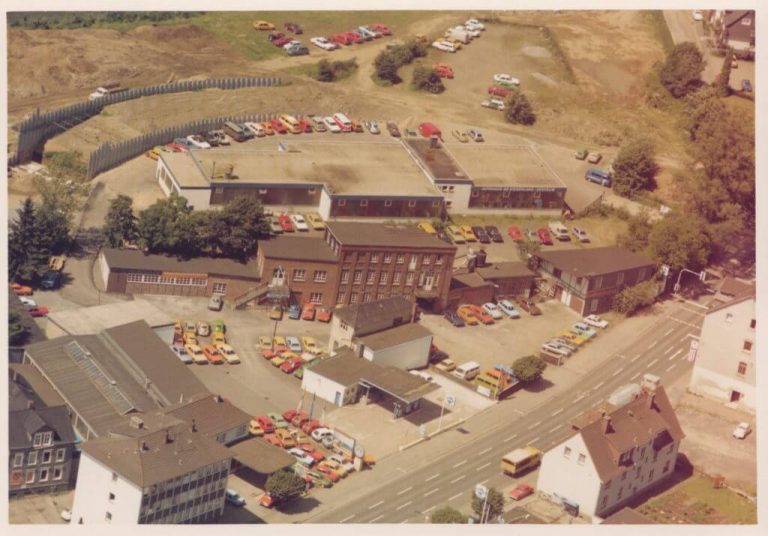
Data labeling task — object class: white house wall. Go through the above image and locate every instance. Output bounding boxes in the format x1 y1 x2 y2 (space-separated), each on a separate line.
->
361 335 431 370
71 452 144 524
302 368 354 407
537 434 601 517
318 189 333 220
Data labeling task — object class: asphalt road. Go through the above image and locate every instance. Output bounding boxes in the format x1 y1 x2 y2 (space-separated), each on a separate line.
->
305 301 705 523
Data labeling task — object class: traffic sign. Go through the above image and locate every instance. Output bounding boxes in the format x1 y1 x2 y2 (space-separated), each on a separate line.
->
475 483 488 499
446 395 456 407
419 424 427 438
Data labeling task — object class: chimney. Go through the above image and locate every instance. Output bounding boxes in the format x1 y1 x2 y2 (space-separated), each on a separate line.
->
129 416 144 430
191 419 197 433
215 394 223 403
140 441 149 452
164 429 173 444
27 400 35 410
601 415 612 434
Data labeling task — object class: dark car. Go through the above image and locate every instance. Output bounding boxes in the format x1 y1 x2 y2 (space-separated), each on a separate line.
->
485 225 503 243
516 298 542 316
287 45 309 56
267 31 286 42
472 225 491 244
204 131 220 146
387 122 401 137
741 79 752 92
444 309 466 327
287 303 301 319
284 22 303 34
437 230 452 244
40 270 62 290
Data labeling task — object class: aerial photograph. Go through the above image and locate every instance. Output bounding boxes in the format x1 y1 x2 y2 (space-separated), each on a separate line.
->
5 0 761 530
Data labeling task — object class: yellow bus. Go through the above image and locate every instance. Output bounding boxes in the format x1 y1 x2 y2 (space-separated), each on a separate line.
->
279 113 302 134
500 446 542 476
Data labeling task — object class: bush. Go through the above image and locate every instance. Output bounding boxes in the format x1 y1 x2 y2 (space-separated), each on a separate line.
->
431 506 467 524
504 91 536 125
611 138 659 198
659 42 704 98
512 355 547 382
613 280 659 315
315 58 358 82
648 212 711 272
374 52 402 84
411 65 445 93
264 469 306 505
374 40 425 85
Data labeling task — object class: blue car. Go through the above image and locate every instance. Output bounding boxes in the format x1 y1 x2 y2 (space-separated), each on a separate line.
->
443 309 465 327
585 167 612 187
287 303 301 320
741 79 752 92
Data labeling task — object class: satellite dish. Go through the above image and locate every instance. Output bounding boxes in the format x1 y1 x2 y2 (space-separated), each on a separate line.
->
354 445 365 458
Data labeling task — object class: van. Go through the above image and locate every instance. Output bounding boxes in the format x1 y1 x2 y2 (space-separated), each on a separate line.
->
585 167 611 187
453 361 480 381
279 113 303 134
548 221 570 241
224 121 247 142
332 112 353 132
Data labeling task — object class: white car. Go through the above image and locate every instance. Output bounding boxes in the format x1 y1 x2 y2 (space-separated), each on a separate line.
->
497 299 520 319
288 448 315 465
583 314 609 329
432 40 457 53
572 226 590 242
323 116 342 133
286 336 303 353
462 26 481 38
542 342 571 357
493 73 520 86
465 18 485 31
733 422 751 439
311 427 334 441
572 322 597 338
692 10 704 21
409 370 434 382
244 122 266 137
468 129 484 142
19 296 37 309
290 214 309 231
186 134 211 149
310 37 338 51
358 26 378 39
283 40 302 50
482 302 504 320
366 120 380 134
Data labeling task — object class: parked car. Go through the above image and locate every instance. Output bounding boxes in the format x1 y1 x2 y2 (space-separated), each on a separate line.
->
195 321 210 337
741 79 753 92
285 336 302 353
216 343 240 364
19 296 37 309
410 370 434 382
288 302 301 320
370 23 392 36
310 36 338 50
280 356 303 374
467 304 494 325
691 10 704 21
432 40 457 53
275 428 296 448
386 121 401 137
542 342 571 357
507 225 524 242
301 336 321 354
472 225 491 244
311 427 334 442
485 225 503 243
585 167 612 187
481 98 505 111
571 322 597 338
516 298 542 316
186 134 211 149
290 213 310 231
316 307 332 323
269 305 283 321
208 294 224 311
587 152 602 164
444 308 466 327
40 270 62 290
452 129 469 143
278 214 295 232
488 85 512 98
468 129 484 142
574 147 589 160
185 344 207 364
244 122 266 137
482 302 504 320
583 314 609 329
364 119 381 134
493 73 520 86
284 22 303 34
457 306 479 326
286 44 309 56
212 331 226 346
435 358 457 372
537 228 554 245
417 221 438 235
10 282 33 296
268 412 290 429
225 489 246 506
497 299 521 319
733 422 751 439
465 18 485 31
445 225 466 244
509 482 535 501
524 228 539 242
202 345 224 364
253 20 275 31
572 226 590 242
459 225 478 242
269 118 289 134
434 63 454 78
272 336 288 352
323 116 342 133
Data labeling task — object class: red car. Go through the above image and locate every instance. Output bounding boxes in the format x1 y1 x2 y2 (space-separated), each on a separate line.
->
316 307 332 323
345 31 364 44
316 465 341 482
278 214 295 232
467 304 494 325
10 282 33 296
262 348 278 359
267 31 286 42
330 33 352 46
165 143 187 152
537 228 554 245
370 23 392 36
263 433 282 447
301 303 316 321
269 118 288 134
284 22 303 34
509 482 535 501
283 409 299 422
280 356 303 374
488 85 513 98
303 446 326 462
507 225 524 242
301 419 321 434
255 415 275 434
29 306 49 318
291 411 310 427
434 63 454 78
298 119 313 133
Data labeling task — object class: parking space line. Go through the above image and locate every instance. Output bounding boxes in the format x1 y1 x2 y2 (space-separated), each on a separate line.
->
340 515 356 523
368 500 385 510
397 486 412 495
631 354 642 362
422 505 436 514
663 345 676 355
549 424 562 433
669 349 683 361
479 447 493 455
593 381 605 390
648 358 659 368
664 328 674 336
574 393 586 402
453 460 467 468
611 368 622 377
449 492 463 502
426 473 440 482
666 363 677 372
480 479 488 485
450 475 466 484
531 436 541 444
396 501 413 511
551 408 563 416
476 462 491 471
648 341 658 349
631 372 640 380
424 488 439 497
370 514 385 523
504 434 518 442
527 421 542 430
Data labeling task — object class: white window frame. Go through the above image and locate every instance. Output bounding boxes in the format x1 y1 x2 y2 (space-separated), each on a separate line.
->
366 272 376 285
379 272 388 285
563 446 571 459
353 270 363 284
383 253 392 264
396 254 405 264
292 269 306 282
53 466 64 481
577 453 586 466
371 253 379 264
384 200 393 207
13 453 24 467
393 272 402 285
408 200 417 208
33 433 43 448
405 273 415 286
26 470 35 484
340 270 350 284
313 270 327 283
212 282 227 294
309 292 323 304
28 450 39 465
337 199 346 207
360 200 368 207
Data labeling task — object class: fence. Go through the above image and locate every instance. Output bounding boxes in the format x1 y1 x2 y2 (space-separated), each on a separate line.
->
86 112 300 179
12 77 281 165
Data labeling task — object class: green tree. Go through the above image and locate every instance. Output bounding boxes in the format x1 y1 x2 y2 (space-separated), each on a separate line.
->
504 91 536 125
512 355 547 383
648 213 711 272
316 59 335 82
470 487 505 522
137 194 199 256
616 210 653 253
36 199 72 255
208 197 269 260
431 506 467 524
374 52 401 84
613 280 658 315
9 311 30 346
717 49 733 96
265 469 307 504
411 65 445 93
659 42 704 98
104 195 139 248
611 138 659 198
8 198 50 282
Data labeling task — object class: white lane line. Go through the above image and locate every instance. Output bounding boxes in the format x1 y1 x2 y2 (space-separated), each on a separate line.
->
370 514 385 523
528 421 542 430
549 424 562 433
684 334 700 340
396 500 413 511
368 500 385 510
426 473 440 482
480 479 489 485
422 505 436 514
631 372 640 380
531 436 541 444
504 433 518 442
453 460 467 468
611 368 622 377
648 341 658 349
669 349 683 361
666 364 677 372
479 447 493 455
669 317 701 329
663 345 676 355
397 486 413 496
551 408 564 417
664 328 674 336
424 488 439 497
476 462 491 471
648 358 659 368
400 519 410 524
340 515 356 523
593 381 605 390
450 475 466 484
575 393 586 402
448 492 463 502
632 353 642 362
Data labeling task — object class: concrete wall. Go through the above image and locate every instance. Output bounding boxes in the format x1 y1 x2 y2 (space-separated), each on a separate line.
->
302 368 355 407
318 189 333 220
71 452 144 524
361 334 431 370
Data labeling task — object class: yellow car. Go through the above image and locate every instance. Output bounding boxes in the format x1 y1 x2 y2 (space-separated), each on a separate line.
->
269 305 283 321
557 331 588 346
301 336 321 355
215 343 240 364
457 306 479 326
259 335 273 351
270 355 286 368
212 332 226 345
275 429 296 449
306 213 325 230
253 20 275 30
459 225 477 242
183 332 198 346
145 146 162 160
417 221 437 235
273 336 287 352
446 225 466 244
249 419 264 436
319 459 350 477
185 344 207 364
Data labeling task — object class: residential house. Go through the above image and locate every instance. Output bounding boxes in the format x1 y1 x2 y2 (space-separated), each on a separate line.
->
328 296 416 353
710 10 755 54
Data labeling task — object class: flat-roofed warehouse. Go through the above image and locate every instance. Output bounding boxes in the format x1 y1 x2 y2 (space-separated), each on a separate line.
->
403 138 567 214
155 139 444 219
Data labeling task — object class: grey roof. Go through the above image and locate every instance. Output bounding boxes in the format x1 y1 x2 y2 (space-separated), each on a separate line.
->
327 222 457 250
46 299 173 336
162 393 251 440
259 235 338 263
451 271 491 289
101 248 260 280
10 405 76 449
476 262 535 280
9 364 66 408
334 296 415 336
535 247 655 278
358 323 432 351
230 436 295 474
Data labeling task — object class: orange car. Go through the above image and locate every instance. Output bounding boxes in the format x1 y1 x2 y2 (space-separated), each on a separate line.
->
467 304 495 325
301 303 316 321
202 344 224 364
260 121 275 135
457 305 479 326
10 282 33 296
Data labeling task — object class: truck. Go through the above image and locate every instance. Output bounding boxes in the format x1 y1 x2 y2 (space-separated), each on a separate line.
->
444 26 472 44
88 83 128 101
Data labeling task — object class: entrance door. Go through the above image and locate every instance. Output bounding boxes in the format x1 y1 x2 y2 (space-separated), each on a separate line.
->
271 266 285 286
561 287 571 306
334 391 342 406
423 272 435 291
731 390 742 403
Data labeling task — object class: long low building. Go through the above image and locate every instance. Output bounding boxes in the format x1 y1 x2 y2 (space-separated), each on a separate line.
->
155 137 566 218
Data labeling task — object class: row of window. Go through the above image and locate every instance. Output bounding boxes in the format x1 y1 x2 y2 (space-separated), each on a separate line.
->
12 447 67 467
9 465 65 486
600 462 671 509
563 442 674 466
140 461 229 497
343 252 445 266
338 286 415 305
335 199 441 208
126 273 207 286
137 491 224 524
33 431 54 448
291 269 327 283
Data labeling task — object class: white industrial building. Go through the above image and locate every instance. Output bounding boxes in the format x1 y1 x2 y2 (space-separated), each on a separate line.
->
328 296 416 354
536 380 684 520
357 322 432 370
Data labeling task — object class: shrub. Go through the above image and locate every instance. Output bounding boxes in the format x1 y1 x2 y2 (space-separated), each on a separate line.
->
504 91 536 125
512 355 547 382
613 280 659 315
411 65 445 93
611 138 659 198
659 42 704 98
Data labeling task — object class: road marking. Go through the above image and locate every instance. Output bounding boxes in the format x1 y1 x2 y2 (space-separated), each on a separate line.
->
514 409 524 416
424 488 439 497
551 408 564 416
664 328 674 336
426 473 440 482
593 381 605 390
648 358 659 368
396 500 413 511
666 364 677 372
450 475 466 484
528 421 542 430
647 341 658 349
449 492 463 502
631 372 640 380
422 505 436 513
504 433 518 442
453 460 467 468
684 333 700 340
476 462 491 471
663 345 677 355
669 349 683 361
531 436 541 444
631 353 642 362
370 514 385 523
611 368 622 377
397 486 412 495
480 479 488 485
479 447 493 455
368 500 385 510
549 424 562 433
669 317 701 329
575 392 586 402
400 519 410 524
340 515 356 523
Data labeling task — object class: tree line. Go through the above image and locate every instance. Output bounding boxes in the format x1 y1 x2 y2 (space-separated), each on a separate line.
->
8 12 204 29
